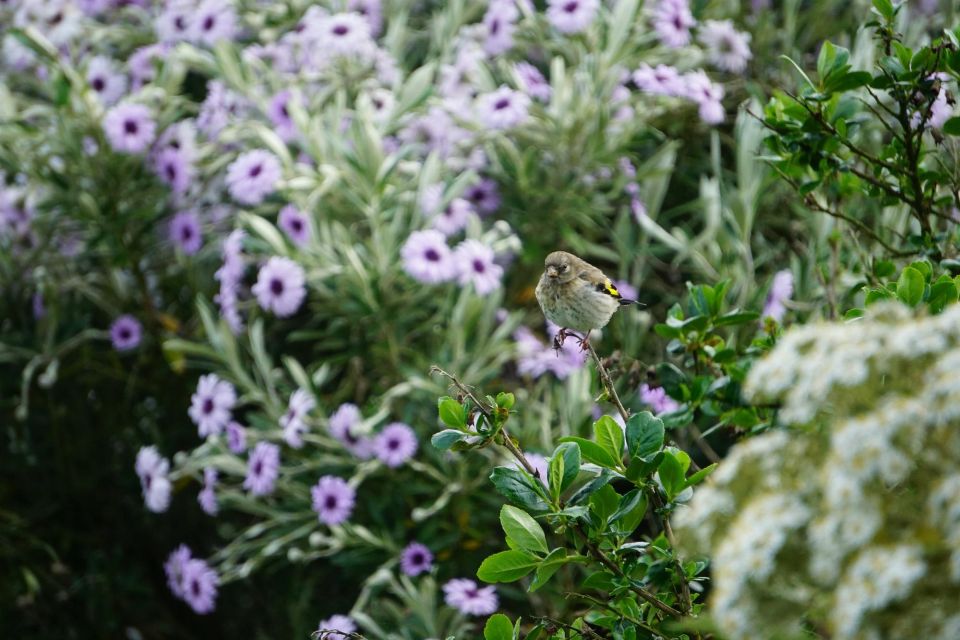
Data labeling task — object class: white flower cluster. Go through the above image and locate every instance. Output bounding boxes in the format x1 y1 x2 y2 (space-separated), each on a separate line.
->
674 302 960 639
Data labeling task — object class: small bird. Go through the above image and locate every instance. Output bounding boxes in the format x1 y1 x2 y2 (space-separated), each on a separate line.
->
535 251 640 351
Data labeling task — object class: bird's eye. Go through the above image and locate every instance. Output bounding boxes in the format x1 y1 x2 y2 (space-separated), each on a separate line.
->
560 264 569 272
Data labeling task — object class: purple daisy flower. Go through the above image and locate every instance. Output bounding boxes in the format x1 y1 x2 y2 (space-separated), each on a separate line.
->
267 90 298 142
311 476 356 526
215 230 246 334
347 0 383 36
476 86 530 130
180 557 219 614
400 542 434 577
156 0 194 43
443 578 499 616
464 178 501 214
198 80 249 139
278 204 310 246
632 63 685 96
651 0 696 48
188 374 237 438
514 62 552 102
103 103 156 154
244 441 281 496
164 544 191 599
251 256 307 317
401 230 456 284
190 0 238 46
86 55 127 105
226 421 247 453
329 403 375 459
684 73 725 124
155 148 195 196
198 467 218 516
373 422 418 468
316 614 357 640
698 20 752 74
762 270 793 322
639 384 680 415
110 314 142 351
483 0 518 57
129 44 168 89
226 150 282 206
135 445 171 513
454 240 503 295
169 210 203 255
546 0 600 34
280 388 315 449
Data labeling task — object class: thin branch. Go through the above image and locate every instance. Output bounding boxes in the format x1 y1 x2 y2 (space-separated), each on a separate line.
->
582 536 685 618
585 343 629 423
688 425 721 464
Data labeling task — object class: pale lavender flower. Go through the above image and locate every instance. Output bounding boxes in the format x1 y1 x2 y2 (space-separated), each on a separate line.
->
311 476 356 526
215 230 246 334
226 421 247 453
103 103 156 154
188 374 237 438
373 422 418 468
306 12 375 62
267 90 298 142
911 74 953 130
156 0 194 43
683 71 724 124
317 615 357 640
155 148 195 196
639 384 680 415
400 542 434 577
198 468 218 516
244 441 281 496
421 186 475 236
164 545 191 599
443 578 499 616
280 388 315 449
399 107 469 158
514 61 551 102
129 44 168 89
401 230 456 284
613 280 638 301
464 178 501 214
698 20 752 73
197 80 248 139
135 446 171 513
251 256 306 317
180 557 218 614
521 452 550 486
278 204 310 246
110 314 142 351
329 403 375 459
762 270 793 322
454 240 503 295
514 325 586 379
476 86 530 130
169 210 203 255
226 150 282 206
546 0 600 34
86 56 127 105
483 0 518 56
347 0 383 36
190 0 238 46
632 63 685 96
651 0 696 48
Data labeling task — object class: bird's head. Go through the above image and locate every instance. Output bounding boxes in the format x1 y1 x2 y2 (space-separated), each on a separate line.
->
544 251 577 284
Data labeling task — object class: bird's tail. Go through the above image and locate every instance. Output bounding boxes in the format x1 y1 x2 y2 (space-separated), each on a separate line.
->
619 299 645 307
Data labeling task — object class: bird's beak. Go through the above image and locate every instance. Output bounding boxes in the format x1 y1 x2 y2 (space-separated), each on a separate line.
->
546 266 558 278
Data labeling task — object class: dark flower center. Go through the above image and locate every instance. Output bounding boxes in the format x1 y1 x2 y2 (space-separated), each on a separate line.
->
473 259 486 273
411 552 424 564
291 219 303 232
119 328 131 340
124 119 139 134
192 580 201 596
49 11 63 25
493 98 510 110
280 104 289 117
144 474 152 489
564 1 579 12
202 15 215 31
324 495 338 509
673 15 683 30
174 15 186 31
489 19 500 35
181 225 193 239
270 278 284 295
202 398 214 414
249 164 262 177
91 77 105 92
372 98 384 109
465 588 478 598
387 438 400 450
424 248 440 262
253 460 263 475
165 164 177 181
332 24 349 36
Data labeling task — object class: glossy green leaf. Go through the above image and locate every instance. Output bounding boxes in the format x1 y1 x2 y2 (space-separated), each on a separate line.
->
490 467 550 513
500 505 548 555
484 614 514 640
896 266 925 307
593 416 624 466
477 550 539 583
431 429 465 450
558 437 621 469
625 411 665 460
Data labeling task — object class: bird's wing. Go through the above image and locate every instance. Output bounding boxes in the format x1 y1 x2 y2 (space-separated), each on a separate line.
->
577 267 624 300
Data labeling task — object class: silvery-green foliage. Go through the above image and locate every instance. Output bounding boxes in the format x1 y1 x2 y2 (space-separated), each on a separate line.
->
674 302 960 640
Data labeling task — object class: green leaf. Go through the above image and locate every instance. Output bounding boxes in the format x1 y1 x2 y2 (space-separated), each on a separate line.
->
431 429 465 450
438 397 466 428
658 452 686 500
558 437 621 470
589 484 620 525
568 470 614 505
593 416 624 466
495 392 516 410
608 489 647 535
684 463 718 488
872 0 895 19
529 548 569 592
817 41 837 82
553 442 580 494
873 259 896 278
714 310 761 326
484 614 514 640
490 467 550 513
500 505 548 555
825 71 873 92
548 454 564 503
928 280 958 313
625 451 664 483
477 550 539 583
625 412 665 460
908 260 933 281
896 266 925 307
943 117 960 136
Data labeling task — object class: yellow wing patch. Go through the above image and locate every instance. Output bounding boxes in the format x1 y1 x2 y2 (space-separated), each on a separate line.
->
596 279 622 299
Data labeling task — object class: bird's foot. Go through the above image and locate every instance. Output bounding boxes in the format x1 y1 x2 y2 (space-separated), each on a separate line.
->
576 333 591 352
553 328 571 354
